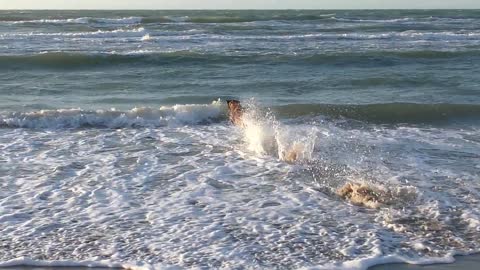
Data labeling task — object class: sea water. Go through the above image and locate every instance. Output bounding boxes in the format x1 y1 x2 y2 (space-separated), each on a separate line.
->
0 10 479 269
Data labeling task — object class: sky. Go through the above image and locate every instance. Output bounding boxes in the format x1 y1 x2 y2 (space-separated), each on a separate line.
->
1 0 479 10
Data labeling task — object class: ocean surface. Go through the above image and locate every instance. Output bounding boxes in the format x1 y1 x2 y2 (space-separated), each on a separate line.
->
0 10 479 270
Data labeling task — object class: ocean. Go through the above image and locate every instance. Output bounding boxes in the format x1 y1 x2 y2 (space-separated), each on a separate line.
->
0 10 479 269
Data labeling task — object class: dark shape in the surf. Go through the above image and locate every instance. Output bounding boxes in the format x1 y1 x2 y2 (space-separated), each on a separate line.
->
226 99 244 127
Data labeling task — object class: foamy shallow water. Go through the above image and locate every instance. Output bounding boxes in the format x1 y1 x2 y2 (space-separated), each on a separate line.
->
1 102 479 270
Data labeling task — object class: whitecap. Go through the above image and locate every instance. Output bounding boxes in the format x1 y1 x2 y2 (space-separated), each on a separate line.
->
5 16 142 25
141 33 152 41
0 100 225 129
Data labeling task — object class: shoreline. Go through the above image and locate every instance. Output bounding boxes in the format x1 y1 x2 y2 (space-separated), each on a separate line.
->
1 254 479 270
369 253 480 270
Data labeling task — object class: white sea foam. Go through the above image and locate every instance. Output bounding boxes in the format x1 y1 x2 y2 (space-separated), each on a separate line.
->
310 252 459 270
0 100 225 129
4 29 478 43
138 30 480 42
8 17 91 24
2 27 146 39
461 210 480 230
0 109 479 269
141 33 152 41
93 16 142 24
164 16 190 23
332 17 415 23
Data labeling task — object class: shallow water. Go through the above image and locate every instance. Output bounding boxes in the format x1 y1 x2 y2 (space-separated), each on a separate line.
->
0 10 479 270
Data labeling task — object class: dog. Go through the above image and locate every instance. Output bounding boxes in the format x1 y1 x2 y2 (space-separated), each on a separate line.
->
336 182 385 208
337 181 418 209
335 181 415 209
226 100 244 127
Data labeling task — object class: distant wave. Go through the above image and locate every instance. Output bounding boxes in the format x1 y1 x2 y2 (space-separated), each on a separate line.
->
1 50 479 69
0 100 226 129
175 31 480 41
0 14 337 25
1 27 145 38
94 16 142 24
0 15 423 25
153 14 335 23
11 17 90 24
272 103 480 124
3 29 479 41
332 17 415 23
332 16 479 24
2 13 479 25
3 16 142 25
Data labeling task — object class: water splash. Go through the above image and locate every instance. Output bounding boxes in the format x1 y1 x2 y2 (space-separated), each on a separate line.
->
239 100 316 162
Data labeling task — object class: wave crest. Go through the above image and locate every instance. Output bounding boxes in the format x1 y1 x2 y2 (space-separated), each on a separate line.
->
0 100 226 129
2 50 479 70
4 16 142 25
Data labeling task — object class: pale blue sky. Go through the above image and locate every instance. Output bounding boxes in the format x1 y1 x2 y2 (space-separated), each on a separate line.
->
1 0 479 9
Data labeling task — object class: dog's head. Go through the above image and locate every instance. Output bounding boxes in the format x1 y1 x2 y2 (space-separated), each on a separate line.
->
227 100 241 111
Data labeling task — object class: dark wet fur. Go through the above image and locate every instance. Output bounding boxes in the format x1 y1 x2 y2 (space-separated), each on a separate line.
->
227 100 244 127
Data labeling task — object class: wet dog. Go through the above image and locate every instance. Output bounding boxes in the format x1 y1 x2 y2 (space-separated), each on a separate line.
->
336 182 386 209
336 181 417 209
226 100 244 127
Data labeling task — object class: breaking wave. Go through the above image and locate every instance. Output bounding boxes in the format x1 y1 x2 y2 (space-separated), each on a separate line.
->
2 102 478 129
4 16 142 25
1 14 332 25
0 100 226 129
3 29 479 45
2 12 480 25
1 27 145 38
